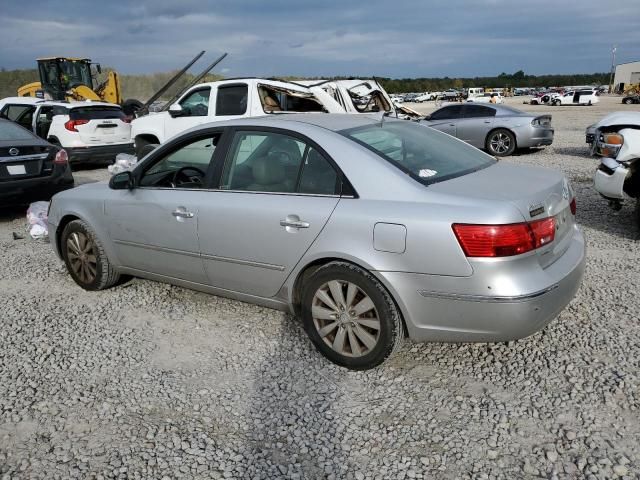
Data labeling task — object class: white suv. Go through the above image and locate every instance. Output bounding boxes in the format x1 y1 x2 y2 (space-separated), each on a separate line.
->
0 97 133 163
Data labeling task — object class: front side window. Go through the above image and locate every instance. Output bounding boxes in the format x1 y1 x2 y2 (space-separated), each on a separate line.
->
221 131 338 195
464 105 496 118
216 84 248 116
179 88 211 116
429 105 463 120
139 134 220 188
343 121 495 185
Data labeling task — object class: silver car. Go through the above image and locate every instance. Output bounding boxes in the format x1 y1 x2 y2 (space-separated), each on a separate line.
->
421 104 554 156
48 114 585 370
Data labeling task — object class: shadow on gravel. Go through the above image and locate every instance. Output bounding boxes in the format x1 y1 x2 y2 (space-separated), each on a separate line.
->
511 147 546 156
550 146 593 159
70 161 112 172
244 316 346 478
574 184 640 240
0 206 27 221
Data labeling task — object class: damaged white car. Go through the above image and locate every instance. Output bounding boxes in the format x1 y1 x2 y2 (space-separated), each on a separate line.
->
303 79 423 120
590 112 640 222
131 78 344 157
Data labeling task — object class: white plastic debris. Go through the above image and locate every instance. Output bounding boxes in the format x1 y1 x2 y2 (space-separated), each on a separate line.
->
26 201 50 239
108 153 138 176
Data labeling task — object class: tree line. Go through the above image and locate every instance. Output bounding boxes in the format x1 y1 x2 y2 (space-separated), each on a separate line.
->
0 67 610 100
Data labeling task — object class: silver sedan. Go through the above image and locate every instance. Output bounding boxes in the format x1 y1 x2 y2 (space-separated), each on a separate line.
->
48 114 585 370
421 104 554 156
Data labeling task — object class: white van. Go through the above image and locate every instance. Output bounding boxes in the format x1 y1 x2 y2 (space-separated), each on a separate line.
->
467 87 484 99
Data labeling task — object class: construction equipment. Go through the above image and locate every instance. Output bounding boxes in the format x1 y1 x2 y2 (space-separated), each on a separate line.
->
623 83 640 96
16 52 214 116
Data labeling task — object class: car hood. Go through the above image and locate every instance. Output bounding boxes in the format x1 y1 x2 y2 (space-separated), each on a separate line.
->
428 162 570 220
590 112 640 129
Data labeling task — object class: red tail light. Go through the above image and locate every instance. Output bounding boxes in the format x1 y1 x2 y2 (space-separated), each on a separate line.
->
54 149 68 165
570 198 576 215
452 217 556 258
64 119 89 132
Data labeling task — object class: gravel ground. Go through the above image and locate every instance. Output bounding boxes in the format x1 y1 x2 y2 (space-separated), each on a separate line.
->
1 95 639 479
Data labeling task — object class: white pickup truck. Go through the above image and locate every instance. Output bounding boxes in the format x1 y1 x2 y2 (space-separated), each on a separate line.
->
131 78 343 157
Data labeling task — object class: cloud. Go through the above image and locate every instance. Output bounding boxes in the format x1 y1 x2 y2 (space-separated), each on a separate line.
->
0 0 638 77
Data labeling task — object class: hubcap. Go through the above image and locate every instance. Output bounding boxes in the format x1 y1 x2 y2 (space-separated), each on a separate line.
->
66 232 97 284
311 280 380 357
490 132 511 154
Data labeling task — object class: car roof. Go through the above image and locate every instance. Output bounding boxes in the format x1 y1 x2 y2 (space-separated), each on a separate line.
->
193 113 393 133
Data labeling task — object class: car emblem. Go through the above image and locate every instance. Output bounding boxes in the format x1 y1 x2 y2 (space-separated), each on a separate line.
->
562 179 570 200
529 203 545 218
9 148 19 156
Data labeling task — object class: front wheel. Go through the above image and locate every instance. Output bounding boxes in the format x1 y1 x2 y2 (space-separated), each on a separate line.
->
486 129 516 157
61 220 120 290
300 262 404 370
623 98 633 105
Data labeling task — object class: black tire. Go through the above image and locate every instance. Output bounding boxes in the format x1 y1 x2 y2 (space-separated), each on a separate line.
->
122 99 143 117
300 262 404 370
623 98 633 105
485 129 516 157
61 220 120 291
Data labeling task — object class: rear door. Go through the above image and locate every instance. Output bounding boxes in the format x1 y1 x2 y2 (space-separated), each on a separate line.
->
197 128 342 297
71 106 131 145
457 105 496 147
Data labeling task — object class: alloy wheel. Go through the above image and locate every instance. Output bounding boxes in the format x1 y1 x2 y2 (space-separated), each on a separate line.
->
490 132 511 154
311 280 381 357
66 232 97 284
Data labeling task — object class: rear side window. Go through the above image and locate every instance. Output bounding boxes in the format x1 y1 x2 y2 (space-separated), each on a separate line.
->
69 107 125 121
0 120 35 140
216 85 248 116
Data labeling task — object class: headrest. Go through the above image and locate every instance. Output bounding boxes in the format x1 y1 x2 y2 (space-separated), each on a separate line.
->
252 156 285 185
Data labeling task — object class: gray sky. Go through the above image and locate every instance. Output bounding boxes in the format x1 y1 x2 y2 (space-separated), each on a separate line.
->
1 0 638 77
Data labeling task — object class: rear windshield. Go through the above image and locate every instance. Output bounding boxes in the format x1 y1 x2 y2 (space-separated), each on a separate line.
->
0 121 35 141
342 120 495 185
69 106 125 120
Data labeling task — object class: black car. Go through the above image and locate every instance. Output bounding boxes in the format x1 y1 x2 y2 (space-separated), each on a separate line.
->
0 118 74 205
622 95 640 105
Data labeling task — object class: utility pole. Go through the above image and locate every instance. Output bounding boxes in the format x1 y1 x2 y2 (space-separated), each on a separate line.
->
608 45 617 93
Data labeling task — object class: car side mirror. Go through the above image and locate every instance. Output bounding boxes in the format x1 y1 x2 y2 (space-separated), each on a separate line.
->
169 104 185 117
109 171 135 190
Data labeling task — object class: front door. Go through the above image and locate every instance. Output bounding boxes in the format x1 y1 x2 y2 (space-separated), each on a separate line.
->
198 129 341 297
164 87 212 141
105 132 221 283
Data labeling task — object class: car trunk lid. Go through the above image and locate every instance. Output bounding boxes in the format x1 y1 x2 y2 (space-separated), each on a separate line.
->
70 106 131 145
429 162 575 268
0 144 52 181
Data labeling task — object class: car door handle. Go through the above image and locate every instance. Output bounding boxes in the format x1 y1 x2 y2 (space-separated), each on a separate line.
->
484 120 491 123
280 219 310 229
172 209 194 219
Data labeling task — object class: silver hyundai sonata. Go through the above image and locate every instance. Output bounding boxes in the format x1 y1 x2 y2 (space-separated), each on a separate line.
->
48 114 585 370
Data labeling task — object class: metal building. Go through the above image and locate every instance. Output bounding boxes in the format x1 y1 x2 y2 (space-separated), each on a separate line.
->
613 60 640 92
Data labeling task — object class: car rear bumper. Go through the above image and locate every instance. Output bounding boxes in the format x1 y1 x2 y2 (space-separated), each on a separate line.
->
0 166 74 205
518 127 554 148
66 143 134 163
376 226 586 343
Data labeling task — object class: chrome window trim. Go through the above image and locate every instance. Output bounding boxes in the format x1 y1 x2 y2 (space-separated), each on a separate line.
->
134 186 349 198
0 153 49 162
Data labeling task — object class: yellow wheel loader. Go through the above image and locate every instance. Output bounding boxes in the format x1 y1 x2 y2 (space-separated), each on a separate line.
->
17 57 144 115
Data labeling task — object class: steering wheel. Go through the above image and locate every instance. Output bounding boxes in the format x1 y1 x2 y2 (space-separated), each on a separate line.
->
171 166 206 188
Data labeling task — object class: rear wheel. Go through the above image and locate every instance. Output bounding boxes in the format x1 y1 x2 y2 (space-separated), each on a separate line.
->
61 220 120 290
300 262 404 370
122 99 143 117
623 98 633 105
486 129 516 157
